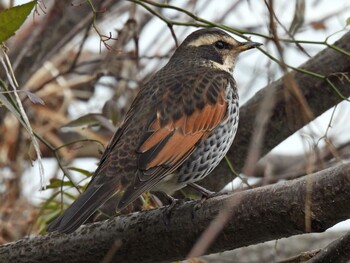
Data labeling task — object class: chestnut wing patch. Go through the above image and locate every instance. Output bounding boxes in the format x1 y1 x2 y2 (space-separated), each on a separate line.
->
137 90 227 178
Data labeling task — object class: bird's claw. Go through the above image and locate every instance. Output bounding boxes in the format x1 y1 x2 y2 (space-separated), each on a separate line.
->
162 194 184 225
191 191 229 219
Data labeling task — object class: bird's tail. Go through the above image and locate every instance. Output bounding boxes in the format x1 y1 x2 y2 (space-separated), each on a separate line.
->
47 184 117 234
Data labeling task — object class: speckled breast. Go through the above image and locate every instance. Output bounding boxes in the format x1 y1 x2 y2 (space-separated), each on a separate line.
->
177 82 239 184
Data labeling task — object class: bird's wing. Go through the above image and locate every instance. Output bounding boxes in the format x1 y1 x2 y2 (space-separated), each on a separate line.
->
118 70 230 208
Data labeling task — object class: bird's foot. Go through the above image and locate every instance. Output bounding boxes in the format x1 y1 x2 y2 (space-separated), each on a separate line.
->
190 185 229 218
160 193 184 225
188 183 215 218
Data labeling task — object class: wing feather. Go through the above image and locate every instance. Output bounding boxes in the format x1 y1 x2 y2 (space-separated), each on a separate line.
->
138 90 227 178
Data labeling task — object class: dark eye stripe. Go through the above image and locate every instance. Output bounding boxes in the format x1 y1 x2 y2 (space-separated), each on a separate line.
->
214 41 229 49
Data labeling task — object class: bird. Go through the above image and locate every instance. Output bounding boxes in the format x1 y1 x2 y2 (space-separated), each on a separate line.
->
47 28 261 234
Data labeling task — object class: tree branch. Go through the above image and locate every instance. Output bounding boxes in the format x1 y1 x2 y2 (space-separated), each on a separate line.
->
1 162 349 263
307 230 350 263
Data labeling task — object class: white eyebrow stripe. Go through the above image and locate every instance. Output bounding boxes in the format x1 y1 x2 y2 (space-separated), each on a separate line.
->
187 35 220 47
187 35 240 47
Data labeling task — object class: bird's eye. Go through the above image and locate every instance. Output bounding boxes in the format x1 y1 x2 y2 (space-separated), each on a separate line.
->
214 41 227 49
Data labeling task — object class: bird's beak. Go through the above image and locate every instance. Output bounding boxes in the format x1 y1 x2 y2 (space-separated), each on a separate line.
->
237 41 262 52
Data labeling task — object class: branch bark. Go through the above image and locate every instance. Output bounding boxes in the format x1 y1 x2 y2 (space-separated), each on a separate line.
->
1 162 349 263
202 31 350 191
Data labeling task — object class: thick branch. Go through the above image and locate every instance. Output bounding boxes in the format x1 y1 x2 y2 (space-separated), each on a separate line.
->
204 32 350 191
1 162 349 263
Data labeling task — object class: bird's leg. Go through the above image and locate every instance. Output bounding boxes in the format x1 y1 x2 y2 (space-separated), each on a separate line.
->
153 192 184 225
152 191 181 207
188 183 215 198
164 192 179 206
188 183 229 218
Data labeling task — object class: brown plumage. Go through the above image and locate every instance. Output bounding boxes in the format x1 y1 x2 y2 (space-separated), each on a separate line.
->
47 28 261 233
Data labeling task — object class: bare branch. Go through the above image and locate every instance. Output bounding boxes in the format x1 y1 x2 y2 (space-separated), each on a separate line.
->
1 162 349 263
307 230 350 263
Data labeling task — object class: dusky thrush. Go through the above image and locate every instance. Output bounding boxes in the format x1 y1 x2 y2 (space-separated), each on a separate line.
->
47 28 261 233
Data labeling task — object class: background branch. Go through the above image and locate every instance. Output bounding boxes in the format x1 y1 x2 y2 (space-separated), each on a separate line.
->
307 230 350 263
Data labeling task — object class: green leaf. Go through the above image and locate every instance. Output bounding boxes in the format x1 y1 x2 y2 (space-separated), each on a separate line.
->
102 99 119 125
63 112 116 132
63 113 104 128
346 17 350 26
44 178 75 189
0 80 28 128
0 1 37 43
63 191 79 201
67 166 92 177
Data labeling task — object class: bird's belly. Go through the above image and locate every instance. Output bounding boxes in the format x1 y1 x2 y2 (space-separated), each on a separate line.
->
151 173 187 194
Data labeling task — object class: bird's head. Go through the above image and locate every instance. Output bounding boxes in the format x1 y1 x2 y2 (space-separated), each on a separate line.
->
173 28 262 73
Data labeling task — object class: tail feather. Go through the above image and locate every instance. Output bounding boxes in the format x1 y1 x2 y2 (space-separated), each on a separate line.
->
47 184 116 234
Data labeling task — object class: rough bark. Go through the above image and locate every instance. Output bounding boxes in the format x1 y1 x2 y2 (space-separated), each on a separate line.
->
1 162 349 263
202 31 350 191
